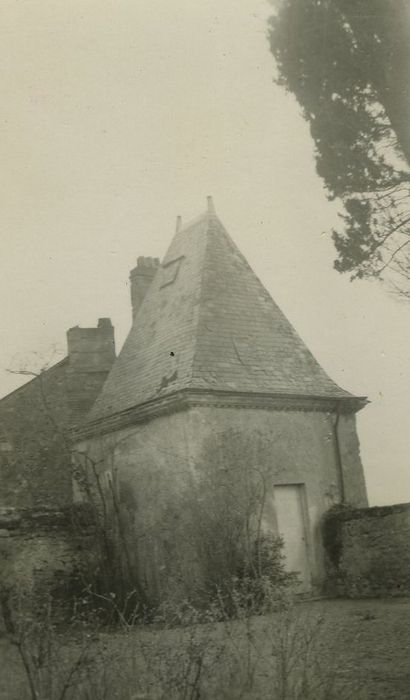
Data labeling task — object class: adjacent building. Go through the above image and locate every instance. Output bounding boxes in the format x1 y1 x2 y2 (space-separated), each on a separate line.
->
0 319 115 507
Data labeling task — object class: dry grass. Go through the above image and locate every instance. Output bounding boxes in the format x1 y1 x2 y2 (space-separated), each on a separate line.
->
1 598 410 700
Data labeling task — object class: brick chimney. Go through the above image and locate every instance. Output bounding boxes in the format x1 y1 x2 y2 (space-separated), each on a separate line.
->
66 318 116 371
129 256 160 320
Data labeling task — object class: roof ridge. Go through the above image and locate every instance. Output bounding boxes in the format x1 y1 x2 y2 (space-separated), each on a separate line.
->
189 216 213 383
0 357 69 403
176 210 219 236
176 196 218 235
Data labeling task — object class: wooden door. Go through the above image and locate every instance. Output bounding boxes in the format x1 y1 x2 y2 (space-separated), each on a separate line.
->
274 484 310 589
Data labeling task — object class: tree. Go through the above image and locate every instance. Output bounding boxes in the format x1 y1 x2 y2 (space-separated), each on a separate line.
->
179 429 298 613
269 0 410 296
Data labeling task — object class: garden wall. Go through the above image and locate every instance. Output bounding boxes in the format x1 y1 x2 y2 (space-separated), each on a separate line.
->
0 504 97 617
323 502 410 597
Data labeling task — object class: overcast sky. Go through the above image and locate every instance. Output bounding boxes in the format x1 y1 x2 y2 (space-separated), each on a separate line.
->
1 0 408 505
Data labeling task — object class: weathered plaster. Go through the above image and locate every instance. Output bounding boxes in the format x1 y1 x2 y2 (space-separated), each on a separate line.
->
78 404 367 598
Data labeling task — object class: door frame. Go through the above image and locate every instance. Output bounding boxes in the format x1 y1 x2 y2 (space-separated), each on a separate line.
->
273 482 312 587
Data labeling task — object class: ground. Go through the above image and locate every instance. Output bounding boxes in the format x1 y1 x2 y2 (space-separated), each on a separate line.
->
302 598 410 699
1 598 410 699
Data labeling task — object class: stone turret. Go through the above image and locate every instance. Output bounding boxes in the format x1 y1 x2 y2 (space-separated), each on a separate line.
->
77 198 368 600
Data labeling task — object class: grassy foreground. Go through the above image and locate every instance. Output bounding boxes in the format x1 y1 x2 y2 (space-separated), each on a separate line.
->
1 598 410 699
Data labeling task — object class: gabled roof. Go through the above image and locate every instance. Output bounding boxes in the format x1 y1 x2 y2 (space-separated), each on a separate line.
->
88 202 356 423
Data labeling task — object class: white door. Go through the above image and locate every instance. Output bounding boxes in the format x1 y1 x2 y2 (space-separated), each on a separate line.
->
274 484 310 589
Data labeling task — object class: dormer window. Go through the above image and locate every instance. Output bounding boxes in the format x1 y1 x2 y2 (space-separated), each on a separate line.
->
160 256 185 289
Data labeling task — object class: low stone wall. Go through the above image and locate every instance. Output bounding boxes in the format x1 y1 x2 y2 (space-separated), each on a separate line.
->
0 504 97 618
323 502 410 597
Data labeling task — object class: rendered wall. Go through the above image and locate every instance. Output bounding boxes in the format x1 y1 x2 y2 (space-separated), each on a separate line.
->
337 413 368 507
183 407 367 588
76 411 193 603
78 404 367 599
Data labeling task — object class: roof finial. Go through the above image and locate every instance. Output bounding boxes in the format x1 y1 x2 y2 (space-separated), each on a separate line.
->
207 196 216 215
176 215 182 233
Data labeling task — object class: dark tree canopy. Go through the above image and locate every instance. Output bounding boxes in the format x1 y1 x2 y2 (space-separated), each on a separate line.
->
269 0 410 295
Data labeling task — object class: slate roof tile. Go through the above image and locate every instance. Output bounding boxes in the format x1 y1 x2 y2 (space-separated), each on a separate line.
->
88 208 354 422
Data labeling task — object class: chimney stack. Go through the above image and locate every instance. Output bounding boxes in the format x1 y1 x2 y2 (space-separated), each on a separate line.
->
129 256 160 320
207 196 216 214
66 318 116 371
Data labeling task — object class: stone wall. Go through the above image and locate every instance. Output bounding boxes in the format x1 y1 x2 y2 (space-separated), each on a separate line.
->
0 505 97 614
323 502 410 597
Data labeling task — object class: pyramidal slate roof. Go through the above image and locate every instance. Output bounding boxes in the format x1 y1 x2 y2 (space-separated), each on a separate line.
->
88 201 356 423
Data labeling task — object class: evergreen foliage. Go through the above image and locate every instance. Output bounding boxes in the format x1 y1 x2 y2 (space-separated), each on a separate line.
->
269 0 410 294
